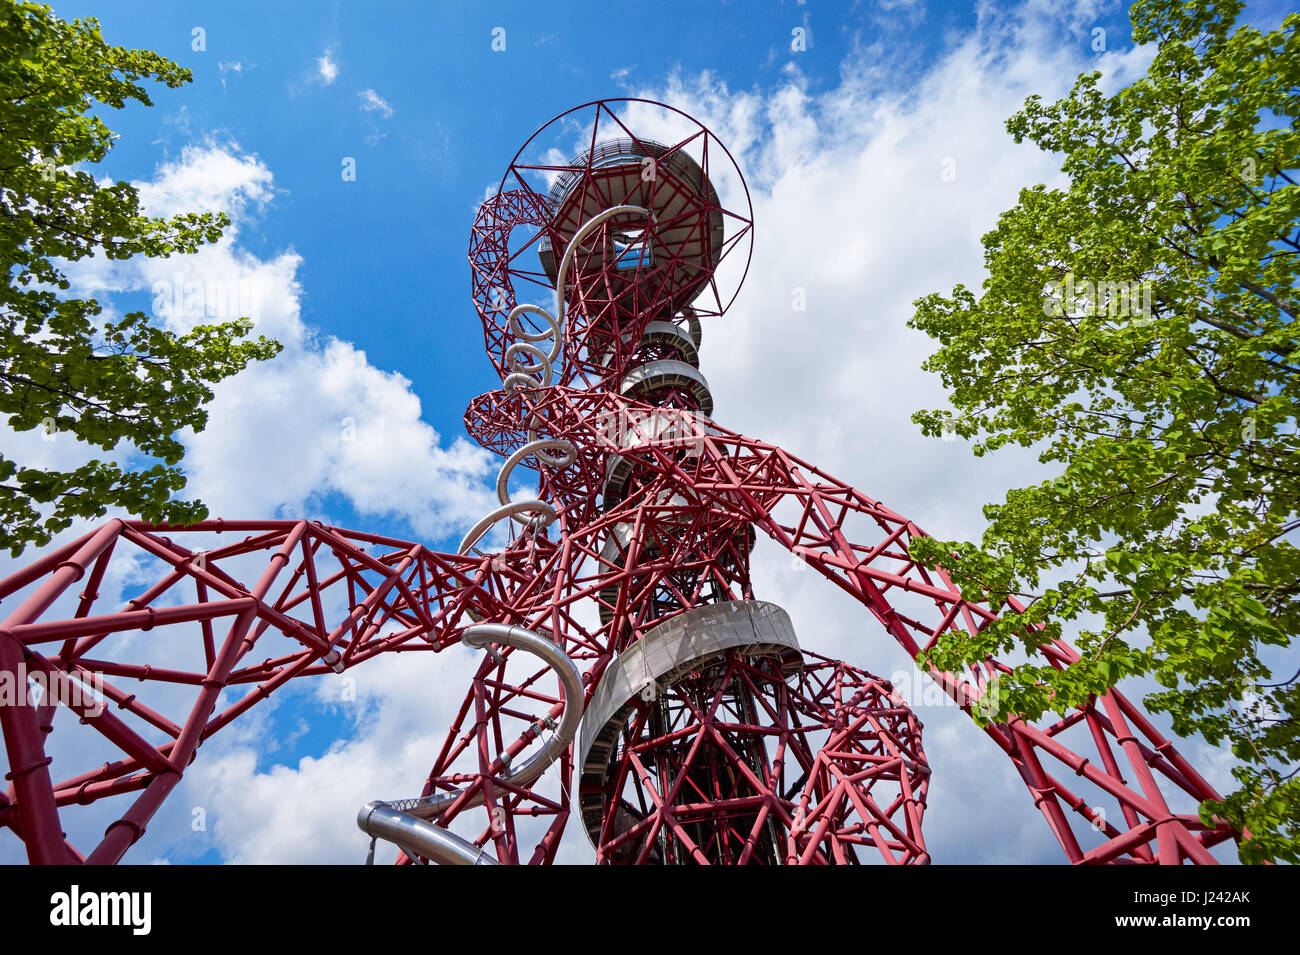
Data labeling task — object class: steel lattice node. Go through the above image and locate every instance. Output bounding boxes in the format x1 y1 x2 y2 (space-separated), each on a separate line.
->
0 99 1243 865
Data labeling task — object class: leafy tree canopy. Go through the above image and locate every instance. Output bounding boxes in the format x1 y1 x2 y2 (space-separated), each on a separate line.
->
909 0 1299 862
0 1 280 556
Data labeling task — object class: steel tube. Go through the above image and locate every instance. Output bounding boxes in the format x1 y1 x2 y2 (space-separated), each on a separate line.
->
356 802 497 866
357 622 583 862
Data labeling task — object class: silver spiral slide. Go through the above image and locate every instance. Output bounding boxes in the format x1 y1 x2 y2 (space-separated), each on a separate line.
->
356 206 649 864
356 623 583 865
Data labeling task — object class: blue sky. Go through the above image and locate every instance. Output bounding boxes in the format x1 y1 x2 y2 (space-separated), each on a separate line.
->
42 0 1161 526
52 0 1035 443
3 0 1294 864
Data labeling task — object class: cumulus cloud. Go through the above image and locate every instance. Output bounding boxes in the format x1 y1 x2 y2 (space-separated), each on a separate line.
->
64 141 497 539
183 647 483 864
358 88 393 119
317 48 338 85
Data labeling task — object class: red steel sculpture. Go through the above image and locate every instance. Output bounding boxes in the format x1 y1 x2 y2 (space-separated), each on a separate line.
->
0 100 1241 865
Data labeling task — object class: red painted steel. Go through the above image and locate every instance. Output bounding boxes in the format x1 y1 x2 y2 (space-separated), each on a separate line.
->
0 100 1240 864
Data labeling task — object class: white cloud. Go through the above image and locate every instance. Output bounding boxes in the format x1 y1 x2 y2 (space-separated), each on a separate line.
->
135 145 274 220
144 144 492 536
317 48 338 85
217 60 246 89
358 88 393 119
40 139 496 541
183 647 482 864
615 10 1155 549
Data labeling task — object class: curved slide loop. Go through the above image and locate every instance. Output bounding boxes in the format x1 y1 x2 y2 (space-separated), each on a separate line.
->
507 303 562 360
507 204 650 466
501 204 650 397
357 804 497 866
497 438 576 526
471 206 657 545
523 412 572 468
457 499 558 555
357 623 584 865
553 203 651 332
456 500 556 624
504 340 553 384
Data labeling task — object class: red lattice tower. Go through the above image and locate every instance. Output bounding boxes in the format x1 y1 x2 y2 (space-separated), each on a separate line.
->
0 99 1240 865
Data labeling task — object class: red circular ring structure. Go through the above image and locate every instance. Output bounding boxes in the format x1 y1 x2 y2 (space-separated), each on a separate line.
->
472 98 754 391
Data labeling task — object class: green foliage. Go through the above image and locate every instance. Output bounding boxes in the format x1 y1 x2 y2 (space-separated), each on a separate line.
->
909 0 1299 862
0 2 281 555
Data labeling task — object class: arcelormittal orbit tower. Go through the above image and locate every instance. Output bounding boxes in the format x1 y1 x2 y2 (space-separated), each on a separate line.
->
0 100 1242 865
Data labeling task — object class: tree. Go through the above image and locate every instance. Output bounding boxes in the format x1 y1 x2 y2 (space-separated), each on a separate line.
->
0 1 280 556
909 0 1298 863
